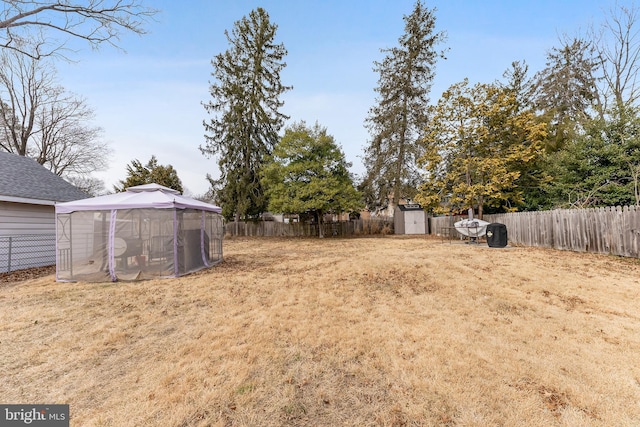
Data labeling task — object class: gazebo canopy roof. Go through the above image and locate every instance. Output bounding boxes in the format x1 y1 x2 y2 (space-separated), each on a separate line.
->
55 183 222 214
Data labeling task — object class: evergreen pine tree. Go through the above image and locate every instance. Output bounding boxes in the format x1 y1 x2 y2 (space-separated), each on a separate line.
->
363 0 446 212
201 8 291 222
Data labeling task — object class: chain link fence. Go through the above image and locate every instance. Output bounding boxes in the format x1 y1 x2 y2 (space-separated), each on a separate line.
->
0 234 56 273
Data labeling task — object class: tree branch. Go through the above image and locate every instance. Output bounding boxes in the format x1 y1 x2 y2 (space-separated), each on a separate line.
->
0 1 157 60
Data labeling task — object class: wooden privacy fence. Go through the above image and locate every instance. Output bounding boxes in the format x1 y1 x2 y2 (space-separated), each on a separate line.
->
430 206 640 258
225 218 394 238
225 207 640 257
484 206 640 257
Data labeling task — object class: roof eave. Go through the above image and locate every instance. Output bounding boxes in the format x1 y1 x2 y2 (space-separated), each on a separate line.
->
0 195 56 206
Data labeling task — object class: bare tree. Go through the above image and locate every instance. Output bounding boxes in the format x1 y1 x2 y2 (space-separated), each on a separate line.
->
0 49 54 155
591 2 640 111
35 89 109 177
0 0 157 59
65 175 106 196
0 48 111 180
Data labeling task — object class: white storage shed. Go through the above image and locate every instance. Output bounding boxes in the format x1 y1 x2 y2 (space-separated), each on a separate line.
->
394 203 428 235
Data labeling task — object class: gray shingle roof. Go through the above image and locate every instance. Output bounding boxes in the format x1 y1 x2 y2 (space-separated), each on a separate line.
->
0 151 89 203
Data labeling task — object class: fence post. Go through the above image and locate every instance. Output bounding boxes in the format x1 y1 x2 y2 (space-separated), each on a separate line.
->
7 236 12 273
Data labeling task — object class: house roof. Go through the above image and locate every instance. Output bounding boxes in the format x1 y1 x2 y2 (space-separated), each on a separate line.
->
0 151 89 205
55 183 222 214
396 203 424 212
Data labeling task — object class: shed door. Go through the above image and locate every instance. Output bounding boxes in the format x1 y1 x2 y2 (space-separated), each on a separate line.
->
405 211 425 234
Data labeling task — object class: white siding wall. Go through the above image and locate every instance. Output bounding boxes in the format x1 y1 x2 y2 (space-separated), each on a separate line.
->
0 201 56 272
0 201 55 235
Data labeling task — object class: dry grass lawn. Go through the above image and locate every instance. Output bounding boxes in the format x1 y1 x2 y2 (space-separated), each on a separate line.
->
1 236 640 426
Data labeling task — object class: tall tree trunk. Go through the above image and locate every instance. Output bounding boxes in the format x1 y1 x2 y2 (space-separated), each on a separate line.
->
318 210 324 238
393 118 407 207
632 163 640 206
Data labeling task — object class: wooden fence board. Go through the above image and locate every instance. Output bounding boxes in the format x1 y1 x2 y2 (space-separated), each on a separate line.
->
427 206 640 258
465 205 640 258
225 206 640 258
224 218 394 238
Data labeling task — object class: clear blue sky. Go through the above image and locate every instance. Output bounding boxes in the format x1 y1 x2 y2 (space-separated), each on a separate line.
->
55 0 616 196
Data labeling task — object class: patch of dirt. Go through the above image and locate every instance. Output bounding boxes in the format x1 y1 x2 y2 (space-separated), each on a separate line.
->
0 265 55 285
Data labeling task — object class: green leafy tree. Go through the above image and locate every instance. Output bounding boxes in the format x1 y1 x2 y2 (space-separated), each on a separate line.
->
546 106 640 208
362 0 446 211
499 61 551 211
416 80 546 218
500 61 535 114
201 7 291 223
542 4 640 209
116 155 183 193
262 122 362 238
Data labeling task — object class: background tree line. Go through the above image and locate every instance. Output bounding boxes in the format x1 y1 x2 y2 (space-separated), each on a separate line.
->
200 7 362 231
362 1 640 219
203 0 640 228
2 1 639 224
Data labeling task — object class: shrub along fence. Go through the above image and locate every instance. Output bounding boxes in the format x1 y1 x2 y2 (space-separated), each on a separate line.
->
430 206 640 258
225 218 394 238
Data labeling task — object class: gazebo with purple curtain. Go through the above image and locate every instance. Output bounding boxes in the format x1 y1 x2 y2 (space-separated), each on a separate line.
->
55 183 223 282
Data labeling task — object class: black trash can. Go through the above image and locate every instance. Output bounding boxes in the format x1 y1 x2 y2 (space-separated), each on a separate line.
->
486 223 507 248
